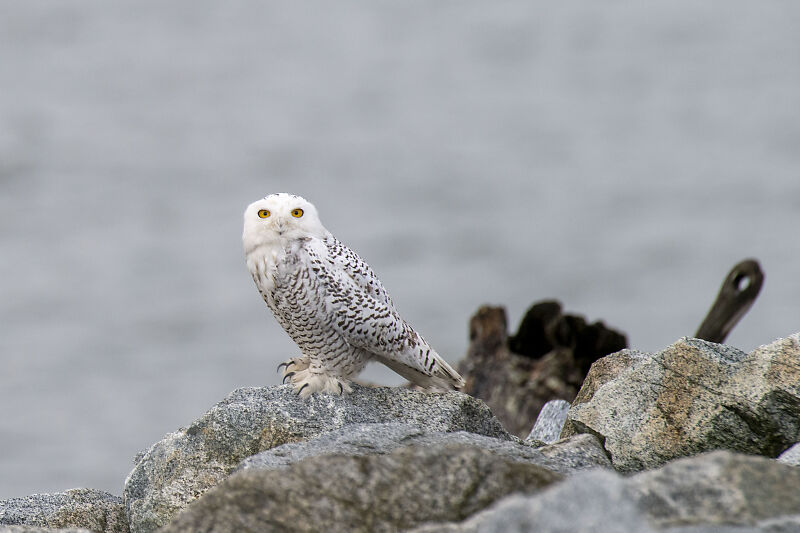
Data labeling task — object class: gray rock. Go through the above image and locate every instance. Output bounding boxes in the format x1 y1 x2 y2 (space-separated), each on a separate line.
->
535 433 611 473
525 399 571 444
234 422 427 470
563 334 800 472
413 451 800 532
410 470 656 533
237 422 611 475
0 526 93 533
777 442 800 466
633 515 800 533
748 515 800 533
627 450 800 529
159 443 563 533
0 489 127 533
124 385 509 533
663 521 783 533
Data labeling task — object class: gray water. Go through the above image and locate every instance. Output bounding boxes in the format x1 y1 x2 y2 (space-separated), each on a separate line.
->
1 1 799 499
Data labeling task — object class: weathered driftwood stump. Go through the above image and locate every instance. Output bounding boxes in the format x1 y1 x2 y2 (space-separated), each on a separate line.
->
458 260 763 438
458 301 627 438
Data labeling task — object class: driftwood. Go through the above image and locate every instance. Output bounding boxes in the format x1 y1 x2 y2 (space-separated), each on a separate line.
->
457 301 627 437
695 259 764 344
457 260 763 437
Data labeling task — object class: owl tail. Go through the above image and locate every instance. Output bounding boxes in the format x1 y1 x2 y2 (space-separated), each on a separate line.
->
374 352 466 392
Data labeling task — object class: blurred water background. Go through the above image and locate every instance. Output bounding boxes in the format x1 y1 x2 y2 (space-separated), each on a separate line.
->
1 1 799 499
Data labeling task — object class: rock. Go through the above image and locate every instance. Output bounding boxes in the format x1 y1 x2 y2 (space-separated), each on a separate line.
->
777 442 800 466
525 399 571 444
658 525 758 533
411 450 800 532
0 489 127 533
458 302 626 437
410 470 655 533
0 527 95 533
159 443 563 533
237 422 611 475
738 516 800 533
627 450 800 529
563 334 800 472
535 433 611 473
124 385 509 533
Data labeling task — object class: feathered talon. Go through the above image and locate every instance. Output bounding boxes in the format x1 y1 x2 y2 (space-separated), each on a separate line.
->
277 361 295 372
282 366 354 397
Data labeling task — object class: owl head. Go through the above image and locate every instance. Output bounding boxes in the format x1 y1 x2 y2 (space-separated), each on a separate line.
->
243 193 329 250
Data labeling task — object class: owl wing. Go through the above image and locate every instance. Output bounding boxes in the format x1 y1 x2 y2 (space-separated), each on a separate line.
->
323 236 395 309
307 237 464 390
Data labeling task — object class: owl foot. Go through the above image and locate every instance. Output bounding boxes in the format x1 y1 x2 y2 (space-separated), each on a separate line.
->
278 357 352 397
285 367 353 398
278 357 310 378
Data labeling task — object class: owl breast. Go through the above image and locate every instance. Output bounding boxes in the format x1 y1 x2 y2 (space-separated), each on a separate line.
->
246 242 283 306
249 238 350 360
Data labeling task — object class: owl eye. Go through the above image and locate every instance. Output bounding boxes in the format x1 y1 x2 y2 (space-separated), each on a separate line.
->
257 209 271 218
291 208 304 218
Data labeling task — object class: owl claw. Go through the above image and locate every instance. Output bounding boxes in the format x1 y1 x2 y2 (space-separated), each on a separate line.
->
279 361 352 398
278 357 310 376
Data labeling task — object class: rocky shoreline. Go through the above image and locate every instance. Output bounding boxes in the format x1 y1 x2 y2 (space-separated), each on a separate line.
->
2 331 800 532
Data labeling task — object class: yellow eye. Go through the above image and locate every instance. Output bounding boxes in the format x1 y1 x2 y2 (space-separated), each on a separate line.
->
291 208 304 218
257 209 270 218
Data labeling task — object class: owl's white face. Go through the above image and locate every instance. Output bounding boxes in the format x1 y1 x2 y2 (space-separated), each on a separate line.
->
243 193 329 252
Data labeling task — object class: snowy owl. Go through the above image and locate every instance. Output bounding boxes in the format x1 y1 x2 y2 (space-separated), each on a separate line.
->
243 193 465 398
